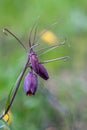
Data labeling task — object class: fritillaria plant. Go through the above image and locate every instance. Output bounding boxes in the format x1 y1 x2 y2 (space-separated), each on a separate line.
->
0 23 70 120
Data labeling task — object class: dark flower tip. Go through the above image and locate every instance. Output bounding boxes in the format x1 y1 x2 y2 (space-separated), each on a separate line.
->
24 72 38 96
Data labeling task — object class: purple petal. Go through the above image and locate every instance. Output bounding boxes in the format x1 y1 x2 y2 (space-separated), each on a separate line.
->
24 72 38 96
30 51 39 73
38 64 49 80
29 50 49 80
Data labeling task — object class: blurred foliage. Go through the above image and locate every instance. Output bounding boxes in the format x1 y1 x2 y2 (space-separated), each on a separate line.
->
3 111 13 127
0 0 87 130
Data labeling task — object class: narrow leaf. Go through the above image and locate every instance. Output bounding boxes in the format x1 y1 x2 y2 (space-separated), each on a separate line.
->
5 87 14 111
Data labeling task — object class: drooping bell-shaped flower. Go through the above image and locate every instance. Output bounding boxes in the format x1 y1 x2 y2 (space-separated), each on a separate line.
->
29 50 49 80
24 72 38 96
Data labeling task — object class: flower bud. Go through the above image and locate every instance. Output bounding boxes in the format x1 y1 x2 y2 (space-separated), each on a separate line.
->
29 51 39 73
38 64 49 80
24 72 38 96
29 50 49 80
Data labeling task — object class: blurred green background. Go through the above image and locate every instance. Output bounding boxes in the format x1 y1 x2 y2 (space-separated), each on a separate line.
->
0 0 87 130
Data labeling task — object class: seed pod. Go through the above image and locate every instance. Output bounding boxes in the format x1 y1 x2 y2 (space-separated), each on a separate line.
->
24 72 38 96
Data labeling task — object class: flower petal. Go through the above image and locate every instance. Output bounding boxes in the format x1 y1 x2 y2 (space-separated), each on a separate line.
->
30 51 39 73
24 72 38 96
38 64 49 80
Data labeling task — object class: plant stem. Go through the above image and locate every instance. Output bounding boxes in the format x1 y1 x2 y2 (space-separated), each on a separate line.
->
0 57 29 120
38 41 65 56
3 28 27 52
41 56 70 64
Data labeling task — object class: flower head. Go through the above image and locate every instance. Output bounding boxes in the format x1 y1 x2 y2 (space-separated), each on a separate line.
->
29 50 49 80
24 72 38 96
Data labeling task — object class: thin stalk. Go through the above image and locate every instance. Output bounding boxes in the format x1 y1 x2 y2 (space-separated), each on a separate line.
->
40 56 70 64
28 16 40 48
32 26 38 46
0 57 29 120
30 43 40 50
3 28 27 52
38 40 65 56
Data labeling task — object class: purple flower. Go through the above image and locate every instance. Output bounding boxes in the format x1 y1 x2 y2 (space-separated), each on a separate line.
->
29 51 39 73
1 27 69 119
29 50 49 80
24 72 38 96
